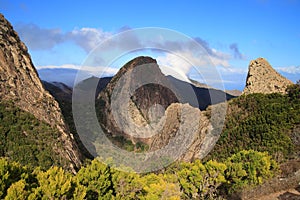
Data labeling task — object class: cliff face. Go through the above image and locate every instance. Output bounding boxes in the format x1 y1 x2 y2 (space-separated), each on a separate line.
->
148 102 213 161
97 56 179 144
243 58 293 95
96 56 221 162
0 14 82 171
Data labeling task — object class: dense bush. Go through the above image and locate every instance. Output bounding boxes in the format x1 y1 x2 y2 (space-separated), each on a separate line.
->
287 81 300 100
223 150 278 193
207 92 300 162
0 101 69 170
0 149 278 199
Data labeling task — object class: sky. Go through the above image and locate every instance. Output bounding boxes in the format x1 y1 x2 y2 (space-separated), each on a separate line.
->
1 0 300 90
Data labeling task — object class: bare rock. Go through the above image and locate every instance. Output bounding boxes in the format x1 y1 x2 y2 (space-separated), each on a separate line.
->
243 58 293 95
97 56 220 162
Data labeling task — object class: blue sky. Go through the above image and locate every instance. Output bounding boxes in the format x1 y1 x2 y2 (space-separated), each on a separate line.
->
1 0 300 90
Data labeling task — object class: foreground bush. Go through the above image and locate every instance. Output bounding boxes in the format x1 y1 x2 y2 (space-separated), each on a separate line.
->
0 149 279 199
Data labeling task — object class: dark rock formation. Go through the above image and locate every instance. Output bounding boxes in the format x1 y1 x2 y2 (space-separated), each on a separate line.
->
97 56 180 144
96 56 226 162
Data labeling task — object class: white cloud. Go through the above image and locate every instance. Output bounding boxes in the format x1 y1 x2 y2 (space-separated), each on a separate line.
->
67 28 112 52
16 23 64 50
276 66 300 74
156 49 230 83
218 66 248 74
17 24 246 84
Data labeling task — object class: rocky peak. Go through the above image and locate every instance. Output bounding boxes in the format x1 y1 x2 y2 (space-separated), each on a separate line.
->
243 57 293 95
95 56 222 164
0 13 82 171
97 56 179 144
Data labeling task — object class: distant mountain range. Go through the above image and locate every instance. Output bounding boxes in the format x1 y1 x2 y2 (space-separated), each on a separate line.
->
43 73 238 110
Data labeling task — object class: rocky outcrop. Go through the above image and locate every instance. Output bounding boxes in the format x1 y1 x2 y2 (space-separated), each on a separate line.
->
96 56 224 162
97 56 179 145
243 58 293 95
0 13 82 171
149 103 213 161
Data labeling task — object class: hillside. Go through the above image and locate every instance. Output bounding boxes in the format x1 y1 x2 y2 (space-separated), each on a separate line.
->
0 13 83 171
0 101 70 170
207 88 300 162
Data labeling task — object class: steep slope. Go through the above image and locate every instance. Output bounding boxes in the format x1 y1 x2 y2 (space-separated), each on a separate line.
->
94 56 227 163
97 56 180 145
207 92 300 162
42 81 96 159
42 81 73 101
0 14 82 171
243 57 293 95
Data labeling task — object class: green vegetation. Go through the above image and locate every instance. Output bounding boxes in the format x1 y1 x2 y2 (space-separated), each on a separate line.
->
106 135 149 152
0 101 69 170
223 150 278 193
0 150 278 199
207 89 300 162
2 81 299 199
286 81 300 100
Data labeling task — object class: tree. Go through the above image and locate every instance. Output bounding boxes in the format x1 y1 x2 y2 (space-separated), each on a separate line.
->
168 160 226 199
75 159 113 199
112 169 143 200
0 158 28 198
29 166 75 199
140 173 181 200
224 150 278 192
5 180 28 200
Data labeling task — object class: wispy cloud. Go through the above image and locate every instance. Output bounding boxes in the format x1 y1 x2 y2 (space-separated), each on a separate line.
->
16 24 114 52
219 65 248 73
230 43 246 59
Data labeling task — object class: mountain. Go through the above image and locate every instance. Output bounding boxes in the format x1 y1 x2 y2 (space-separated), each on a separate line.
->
189 78 212 89
92 56 227 163
243 57 293 95
167 75 236 110
42 81 73 101
38 68 79 87
74 76 112 98
225 89 242 96
43 56 232 162
97 57 179 145
189 78 242 97
0 13 83 171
